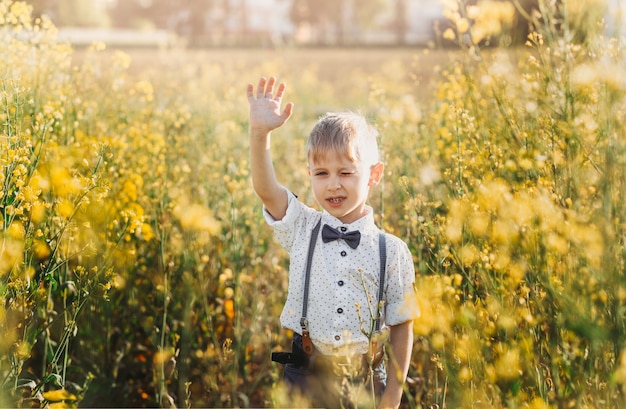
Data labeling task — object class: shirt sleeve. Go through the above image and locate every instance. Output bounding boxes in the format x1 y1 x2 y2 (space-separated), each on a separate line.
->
384 236 420 326
263 191 304 253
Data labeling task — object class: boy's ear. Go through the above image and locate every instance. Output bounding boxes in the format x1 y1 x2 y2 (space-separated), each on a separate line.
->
368 162 384 187
307 166 311 176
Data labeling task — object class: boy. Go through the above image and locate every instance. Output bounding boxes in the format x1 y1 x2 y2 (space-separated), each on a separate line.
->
247 76 417 409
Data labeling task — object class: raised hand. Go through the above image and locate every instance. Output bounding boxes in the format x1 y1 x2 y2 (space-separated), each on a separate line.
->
247 76 293 134
247 76 292 220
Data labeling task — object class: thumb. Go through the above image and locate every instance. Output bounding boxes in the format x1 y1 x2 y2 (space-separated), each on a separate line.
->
281 102 294 122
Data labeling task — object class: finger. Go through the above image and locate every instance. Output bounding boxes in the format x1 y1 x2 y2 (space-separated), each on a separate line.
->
246 83 254 102
274 82 286 101
282 102 294 121
256 77 266 99
265 76 276 98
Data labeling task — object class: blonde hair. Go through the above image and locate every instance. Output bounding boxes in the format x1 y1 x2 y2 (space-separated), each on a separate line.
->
306 112 380 165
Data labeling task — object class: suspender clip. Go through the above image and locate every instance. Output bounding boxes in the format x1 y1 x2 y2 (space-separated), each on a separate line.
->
299 317 309 331
299 318 313 355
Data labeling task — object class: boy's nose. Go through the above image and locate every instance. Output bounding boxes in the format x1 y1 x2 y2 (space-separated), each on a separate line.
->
328 176 342 190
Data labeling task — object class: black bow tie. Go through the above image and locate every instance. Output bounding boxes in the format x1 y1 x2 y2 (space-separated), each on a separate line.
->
321 224 361 249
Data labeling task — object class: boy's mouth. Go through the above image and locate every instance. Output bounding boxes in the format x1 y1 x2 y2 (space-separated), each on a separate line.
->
327 197 345 206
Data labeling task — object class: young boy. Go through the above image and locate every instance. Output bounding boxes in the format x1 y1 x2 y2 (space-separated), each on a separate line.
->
247 76 417 409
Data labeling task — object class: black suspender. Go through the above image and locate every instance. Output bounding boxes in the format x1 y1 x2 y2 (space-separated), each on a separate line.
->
376 233 387 332
299 220 322 355
299 218 388 355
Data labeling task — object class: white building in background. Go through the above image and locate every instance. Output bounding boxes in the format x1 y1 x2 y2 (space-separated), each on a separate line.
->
239 0 295 44
405 0 445 44
606 0 626 36
199 0 294 46
209 0 443 46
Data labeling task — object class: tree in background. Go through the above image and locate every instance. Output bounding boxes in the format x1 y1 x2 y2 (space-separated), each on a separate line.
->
57 0 110 27
107 0 217 45
24 0 55 19
106 0 147 28
26 0 109 27
394 0 408 45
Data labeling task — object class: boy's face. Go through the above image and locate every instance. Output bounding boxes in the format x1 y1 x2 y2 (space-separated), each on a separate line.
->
307 150 384 224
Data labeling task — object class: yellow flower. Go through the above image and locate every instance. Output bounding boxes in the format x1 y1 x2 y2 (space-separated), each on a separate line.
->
224 299 235 320
458 244 478 266
111 274 126 289
50 166 83 197
443 28 456 41
613 349 626 384
458 365 473 382
491 219 518 245
545 233 569 255
132 80 155 102
122 179 138 202
56 199 74 219
444 221 463 243
497 313 516 332
153 348 174 365
7 222 25 240
49 402 76 409
43 389 77 403
34 239 51 260
468 211 489 236
174 203 220 234
495 347 521 381
469 0 516 43
526 397 552 409
0 237 24 276
456 18 470 34
15 340 31 359
413 276 456 336
136 223 154 241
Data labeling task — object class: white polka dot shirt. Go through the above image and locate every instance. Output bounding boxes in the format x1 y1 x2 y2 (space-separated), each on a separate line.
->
264 192 418 356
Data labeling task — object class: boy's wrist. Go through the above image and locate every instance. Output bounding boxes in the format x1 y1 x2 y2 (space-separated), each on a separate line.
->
249 127 272 138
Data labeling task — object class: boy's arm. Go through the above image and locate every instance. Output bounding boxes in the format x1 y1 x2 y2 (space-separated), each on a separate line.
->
378 320 413 409
247 76 294 220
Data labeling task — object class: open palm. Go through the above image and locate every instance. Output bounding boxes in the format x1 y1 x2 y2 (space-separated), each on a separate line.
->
247 76 293 134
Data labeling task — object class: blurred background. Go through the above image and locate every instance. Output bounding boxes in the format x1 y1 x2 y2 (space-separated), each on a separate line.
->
22 0 547 48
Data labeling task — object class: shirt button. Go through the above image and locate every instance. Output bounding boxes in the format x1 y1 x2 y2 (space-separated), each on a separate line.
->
340 227 347 232
338 280 344 286
337 308 344 314
335 335 341 341
340 251 347 257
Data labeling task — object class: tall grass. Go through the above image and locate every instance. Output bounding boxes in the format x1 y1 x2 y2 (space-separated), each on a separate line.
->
1 0 626 407
395 0 626 407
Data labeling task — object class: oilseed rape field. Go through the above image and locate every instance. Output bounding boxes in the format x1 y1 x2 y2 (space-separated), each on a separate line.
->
2 0 626 407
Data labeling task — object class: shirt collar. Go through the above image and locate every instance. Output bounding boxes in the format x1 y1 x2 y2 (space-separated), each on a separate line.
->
320 205 377 234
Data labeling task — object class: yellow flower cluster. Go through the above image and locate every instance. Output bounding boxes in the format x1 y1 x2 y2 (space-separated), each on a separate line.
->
468 0 516 43
441 0 516 45
398 2 626 405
